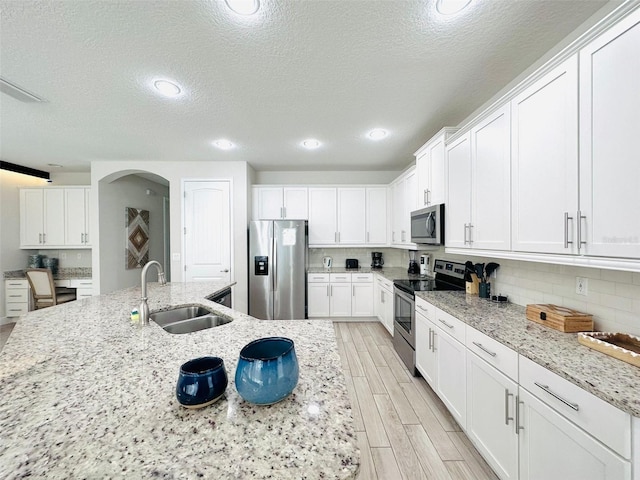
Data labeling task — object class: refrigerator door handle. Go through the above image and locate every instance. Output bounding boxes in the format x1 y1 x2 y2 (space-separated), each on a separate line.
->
272 236 277 292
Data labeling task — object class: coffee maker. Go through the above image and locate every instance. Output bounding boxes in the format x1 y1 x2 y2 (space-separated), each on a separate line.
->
408 250 420 274
371 252 384 269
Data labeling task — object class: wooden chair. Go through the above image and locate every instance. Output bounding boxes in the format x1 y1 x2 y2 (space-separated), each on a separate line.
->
25 268 76 309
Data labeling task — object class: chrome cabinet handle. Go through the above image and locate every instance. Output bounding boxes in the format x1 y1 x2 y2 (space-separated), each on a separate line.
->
283 206 287 218
463 224 469 245
428 328 433 351
39 233 42 244
43 233 46 243
427 189 431 205
352 285 355 296
515 396 524 434
505 390 514 426
222 269 229 273
423 189 428 205
432 331 437 352
392 232 395 242
438 318 454 329
472 341 496 357
367 231 370 243
330 285 333 297
280 207 284 218
401 230 406 242
468 224 473 244
564 212 574 248
81 233 84 243
85 233 89 243
326 285 329 297
577 210 587 249
416 304 428 312
534 382 579 411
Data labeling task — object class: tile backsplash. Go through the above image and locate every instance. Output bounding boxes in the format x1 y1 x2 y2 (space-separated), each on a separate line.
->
309 248 406 270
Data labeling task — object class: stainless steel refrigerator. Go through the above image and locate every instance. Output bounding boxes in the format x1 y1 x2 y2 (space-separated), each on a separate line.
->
249 220 308 319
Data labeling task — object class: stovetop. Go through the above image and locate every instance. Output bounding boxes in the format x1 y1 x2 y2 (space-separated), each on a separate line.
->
393 259 466 295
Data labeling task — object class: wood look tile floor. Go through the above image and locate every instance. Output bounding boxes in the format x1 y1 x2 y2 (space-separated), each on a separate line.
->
334 321 499 480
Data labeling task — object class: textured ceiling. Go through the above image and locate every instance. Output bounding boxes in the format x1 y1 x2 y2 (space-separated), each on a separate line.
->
0 0 611 173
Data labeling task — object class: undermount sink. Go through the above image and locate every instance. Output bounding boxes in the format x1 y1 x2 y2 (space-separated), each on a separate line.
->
150 305 233 334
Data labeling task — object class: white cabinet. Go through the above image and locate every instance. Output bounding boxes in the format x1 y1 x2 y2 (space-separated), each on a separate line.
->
415 127 458 208
415 297 437 388
5 279 30 317
435 320 467 430
446 105 510 251
71 278 93 299
518 388 630 480
336 188 366 244
329 274 352 317
365 187 387 245
391 167 417 246
578 10 640 259
445 133 472 248
20 188 66 248
511 56 579 255
374 275 394 335
252 186 308 220
309 272 373 318
308 273 331 318
351 273 374 317
308 188 338 245
64 188 91 247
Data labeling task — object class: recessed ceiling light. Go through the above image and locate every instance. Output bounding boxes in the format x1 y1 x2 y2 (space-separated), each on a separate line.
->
367 128 388 140
47 163 63 168
153 79 182 98
301 139 321 149
213 139 235 150
225 0 260 15
436 0 472 15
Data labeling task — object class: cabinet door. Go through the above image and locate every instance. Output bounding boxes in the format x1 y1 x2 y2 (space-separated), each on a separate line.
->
329 283 352 317
518 388 631 480
415 311 437 388
472 104 511 251
64 188 87 247
337 188 366 244
467 351 518 480
308 188 337 245
255 187 284 220
403 169 417 243
352 282 373 317
43 188 65 246
512 56 579 254
308 283 330 317
382 287 394 335
446 133 472 248
392 180 404 244
283 187 308 220
20 189 44 247
84 188 91 245
416 151 430 208
436 328 466 429
366 187 387 245
579 10 640 258
429 136 447 206
374 281 383 321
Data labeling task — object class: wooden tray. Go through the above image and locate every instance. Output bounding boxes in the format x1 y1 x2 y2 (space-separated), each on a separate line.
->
526 304 593 332
578 332 640 368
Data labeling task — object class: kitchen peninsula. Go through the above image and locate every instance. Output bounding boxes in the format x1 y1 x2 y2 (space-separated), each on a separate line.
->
0 282 360 479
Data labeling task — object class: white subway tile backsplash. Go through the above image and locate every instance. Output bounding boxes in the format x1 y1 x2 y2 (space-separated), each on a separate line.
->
588 279 616 295
614 282 640 299
595 293 633 312
601 269 634 284
633 273 640 286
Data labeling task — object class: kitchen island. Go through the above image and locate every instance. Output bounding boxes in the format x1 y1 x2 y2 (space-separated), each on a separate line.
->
0 282 360 479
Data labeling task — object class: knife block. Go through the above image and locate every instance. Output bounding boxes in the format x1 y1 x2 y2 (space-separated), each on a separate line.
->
466 273 479 295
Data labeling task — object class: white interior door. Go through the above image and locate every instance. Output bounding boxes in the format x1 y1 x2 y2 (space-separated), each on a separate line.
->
184 181 231 282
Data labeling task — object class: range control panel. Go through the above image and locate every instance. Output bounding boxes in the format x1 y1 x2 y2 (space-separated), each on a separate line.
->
254 256 269 276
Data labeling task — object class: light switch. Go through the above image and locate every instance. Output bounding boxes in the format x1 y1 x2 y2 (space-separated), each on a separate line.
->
172 253 181 261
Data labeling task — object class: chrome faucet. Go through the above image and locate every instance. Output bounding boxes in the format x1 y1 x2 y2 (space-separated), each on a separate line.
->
139 260 167 325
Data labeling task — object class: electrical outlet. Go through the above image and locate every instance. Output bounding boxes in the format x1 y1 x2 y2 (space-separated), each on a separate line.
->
60 252 67 260
77 253 82 260
576 277 588 296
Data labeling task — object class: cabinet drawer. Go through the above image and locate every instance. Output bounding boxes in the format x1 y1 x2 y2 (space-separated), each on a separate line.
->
466 326 518 381
6 279 28 289
6 304 28 316
330 273 351 283
70 279 93 288
415 297 435 321
375 275 393 290
5 289 29 302
434 308 466 344
519 355 631 458
351 273 373 283
54 279 71 288
308 273 330 283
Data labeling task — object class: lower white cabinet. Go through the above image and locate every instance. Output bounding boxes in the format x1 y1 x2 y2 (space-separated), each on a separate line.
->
329 281 352 317
308 281 330 317
435 322 467 430
518 387 630 480
415 306 437 388
374 275 394 335
5 279 30 317
308 272 373 318
351 273 373 317
467 350 519 480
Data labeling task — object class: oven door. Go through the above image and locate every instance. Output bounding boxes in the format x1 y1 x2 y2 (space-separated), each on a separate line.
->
393 286 415 348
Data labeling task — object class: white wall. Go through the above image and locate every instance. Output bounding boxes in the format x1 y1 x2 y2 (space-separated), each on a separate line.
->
50 172 91 185
254 170 400 185
91 160 250 313
0 171 50 321
98 174 169 294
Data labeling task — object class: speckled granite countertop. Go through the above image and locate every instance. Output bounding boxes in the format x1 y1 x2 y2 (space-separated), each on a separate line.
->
417 291 640 417
0 282 359 479
308 266 425 282
4 267 92 279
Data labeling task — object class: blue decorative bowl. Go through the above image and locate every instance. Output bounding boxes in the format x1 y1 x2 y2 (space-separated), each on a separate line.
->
235 337 299 405
176 356 228 408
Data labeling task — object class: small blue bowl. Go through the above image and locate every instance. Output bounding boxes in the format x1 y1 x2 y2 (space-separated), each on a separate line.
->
235 337 299 405
176 356 228 408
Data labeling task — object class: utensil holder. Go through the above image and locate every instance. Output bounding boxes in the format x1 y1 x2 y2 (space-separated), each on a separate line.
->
466 273 479 295
479 282 491 299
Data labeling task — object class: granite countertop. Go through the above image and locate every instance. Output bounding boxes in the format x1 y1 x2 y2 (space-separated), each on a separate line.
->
4 267 92 280
308 266 424 281
0 282 359 479
417 291 640 417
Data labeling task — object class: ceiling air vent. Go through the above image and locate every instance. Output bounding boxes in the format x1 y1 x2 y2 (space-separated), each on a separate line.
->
0 77 44 103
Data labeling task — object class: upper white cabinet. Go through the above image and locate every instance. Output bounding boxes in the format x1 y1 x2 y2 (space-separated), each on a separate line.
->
365 187 387 245
252 186 308 220
391 166 417 247
308 188 338 245
64 188 91 247
415 127 458 208
445 133 472 249
511 55 579 255
579 9 640 259
337 188 366 244
20 188 66 248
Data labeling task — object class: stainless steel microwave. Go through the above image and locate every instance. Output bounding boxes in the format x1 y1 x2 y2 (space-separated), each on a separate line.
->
410 204 444 245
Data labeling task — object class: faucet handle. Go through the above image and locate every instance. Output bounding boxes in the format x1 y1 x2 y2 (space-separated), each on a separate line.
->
158 272 167 285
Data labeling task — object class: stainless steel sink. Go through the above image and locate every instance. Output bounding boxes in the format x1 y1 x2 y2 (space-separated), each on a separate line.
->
150 305 233 334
